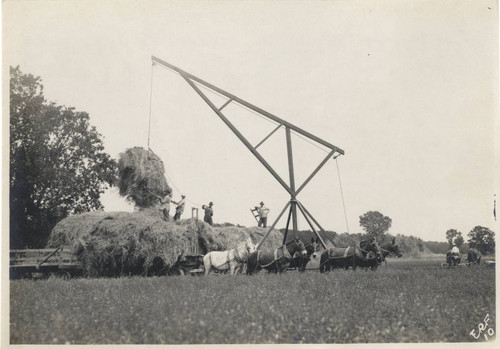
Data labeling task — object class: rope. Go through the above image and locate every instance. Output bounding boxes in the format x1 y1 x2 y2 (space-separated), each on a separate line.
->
335 158 350 235
161 165 202 207
148 62 204 209
147 62 155 149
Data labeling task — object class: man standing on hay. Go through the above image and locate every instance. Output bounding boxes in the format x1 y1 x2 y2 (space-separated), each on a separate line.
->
159 191 172 221
202 202 214 226
172 194 186 221
257 201 270 228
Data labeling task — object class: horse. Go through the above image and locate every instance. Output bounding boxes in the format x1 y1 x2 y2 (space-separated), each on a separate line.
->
203 238 256 275
319 238 381 273
467 248 482 266
359 237 403 270
246 238 307 274
289 238 320 272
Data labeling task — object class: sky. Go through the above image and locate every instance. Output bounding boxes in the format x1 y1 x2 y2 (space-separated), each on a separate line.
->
3 0 498 243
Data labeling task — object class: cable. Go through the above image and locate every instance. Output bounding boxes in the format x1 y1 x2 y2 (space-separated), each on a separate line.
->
147 62 155 149
149 62 204 208
161 164 203 207
335 157 350 235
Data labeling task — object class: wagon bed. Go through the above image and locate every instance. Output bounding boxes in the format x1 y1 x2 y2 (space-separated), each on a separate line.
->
10 245 82 279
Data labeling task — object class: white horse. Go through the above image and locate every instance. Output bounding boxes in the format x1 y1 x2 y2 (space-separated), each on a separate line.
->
203 238 256 275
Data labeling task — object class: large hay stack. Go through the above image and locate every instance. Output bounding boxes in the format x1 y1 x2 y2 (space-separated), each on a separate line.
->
47 209 282 277
117 147 171 208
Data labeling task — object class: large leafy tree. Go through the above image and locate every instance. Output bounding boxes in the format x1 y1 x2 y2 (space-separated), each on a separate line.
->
467 226 495 255
445 229 464 248
10 66 116 248
359 211 392 239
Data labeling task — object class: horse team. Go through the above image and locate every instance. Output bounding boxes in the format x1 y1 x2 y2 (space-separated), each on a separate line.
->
202 236 404 275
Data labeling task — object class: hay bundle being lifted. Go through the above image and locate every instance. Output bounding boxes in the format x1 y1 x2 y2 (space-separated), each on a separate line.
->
117 147 171 208
47 209 282 277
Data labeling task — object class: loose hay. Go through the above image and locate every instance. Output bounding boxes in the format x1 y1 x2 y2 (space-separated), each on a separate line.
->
117 147 171 208
47 210 282 277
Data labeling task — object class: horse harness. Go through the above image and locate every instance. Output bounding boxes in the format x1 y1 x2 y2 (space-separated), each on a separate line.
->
209 244 246 269
320 245 380 268
255 246 286 272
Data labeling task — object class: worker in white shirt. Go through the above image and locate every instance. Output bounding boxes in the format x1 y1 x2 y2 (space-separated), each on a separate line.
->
257 201 270 228
159 192 172 221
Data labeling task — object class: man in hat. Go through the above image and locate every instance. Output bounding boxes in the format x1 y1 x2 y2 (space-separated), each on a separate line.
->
257 201 270 228
202 202 214 226
447 243 461 266
172 194 186 221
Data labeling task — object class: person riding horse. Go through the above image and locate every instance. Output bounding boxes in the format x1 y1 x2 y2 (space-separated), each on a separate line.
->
446 244 461 266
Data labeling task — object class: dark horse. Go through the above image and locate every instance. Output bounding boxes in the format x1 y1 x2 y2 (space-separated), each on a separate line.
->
359 237 402 270
289 238 320 272
467 248 482 266
319 239 381 273
246 238 307 274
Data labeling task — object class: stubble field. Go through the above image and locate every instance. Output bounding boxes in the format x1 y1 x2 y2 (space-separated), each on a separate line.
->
10 259 495 344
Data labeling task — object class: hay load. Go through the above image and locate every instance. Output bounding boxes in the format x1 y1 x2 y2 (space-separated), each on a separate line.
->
47 209 282 277
117 147 171 208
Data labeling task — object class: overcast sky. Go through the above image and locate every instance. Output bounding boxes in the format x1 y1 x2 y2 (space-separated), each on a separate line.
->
3 0 498 242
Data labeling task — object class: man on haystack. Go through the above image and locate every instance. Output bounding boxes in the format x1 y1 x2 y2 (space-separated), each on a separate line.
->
172 194 186 221
202 202 214 226
256 201 270 228
159 191 172 221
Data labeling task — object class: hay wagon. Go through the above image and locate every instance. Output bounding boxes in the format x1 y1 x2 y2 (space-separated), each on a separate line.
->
168 254 204 275
167 228 205 275
10 245 82 279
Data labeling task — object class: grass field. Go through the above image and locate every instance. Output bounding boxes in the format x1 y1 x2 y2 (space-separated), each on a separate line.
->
10 259 495 344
